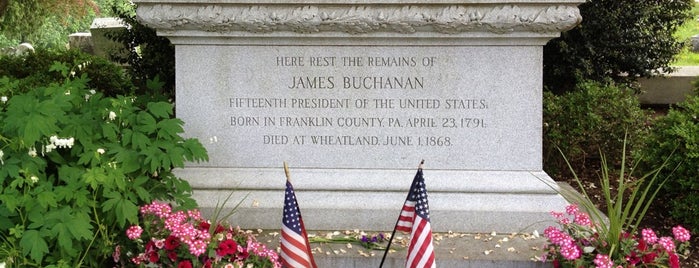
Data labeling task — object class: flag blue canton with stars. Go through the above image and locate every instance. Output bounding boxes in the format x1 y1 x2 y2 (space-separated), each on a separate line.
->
410 170 430 221
283 181 303 233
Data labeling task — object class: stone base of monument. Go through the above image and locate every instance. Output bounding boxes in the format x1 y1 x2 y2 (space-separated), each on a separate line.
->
251 229 549 268
180 168 567 233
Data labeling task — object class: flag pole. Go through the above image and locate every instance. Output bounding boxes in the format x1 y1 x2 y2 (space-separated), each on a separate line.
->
281 162 319 268
379 160 424 268
283 161 291 182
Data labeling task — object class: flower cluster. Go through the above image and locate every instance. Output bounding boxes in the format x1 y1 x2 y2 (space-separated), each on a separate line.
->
309 230 389 250
542 204 691 268
117 201 281 268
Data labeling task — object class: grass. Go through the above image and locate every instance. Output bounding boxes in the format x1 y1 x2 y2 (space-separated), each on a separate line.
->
673 2 699 66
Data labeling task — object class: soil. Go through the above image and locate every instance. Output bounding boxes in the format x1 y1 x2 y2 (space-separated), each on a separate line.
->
553 163 699 267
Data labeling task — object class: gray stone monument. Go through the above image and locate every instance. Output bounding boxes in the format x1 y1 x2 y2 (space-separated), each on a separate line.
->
134 0 583 233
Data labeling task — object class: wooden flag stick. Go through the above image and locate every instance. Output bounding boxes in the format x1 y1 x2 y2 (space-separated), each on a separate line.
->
283 161 291 182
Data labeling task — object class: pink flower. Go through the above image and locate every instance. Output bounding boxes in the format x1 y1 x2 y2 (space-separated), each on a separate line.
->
565 204 579 215
672 225 691 242
559 244 581 260
113 245 121 263
550 211 565 220
188 239 208 256
658 237 676 252
593 254 614 268
641 228 658 244
126 225 143 240
153 238 165 249
574 212 591 226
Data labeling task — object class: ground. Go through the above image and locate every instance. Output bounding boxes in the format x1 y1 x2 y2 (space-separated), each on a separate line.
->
554 164 699 267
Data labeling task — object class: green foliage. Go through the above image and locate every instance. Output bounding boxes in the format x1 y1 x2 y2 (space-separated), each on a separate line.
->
544 0 694 93
0 62 208 267
555 140 675 264
0 0 100 50
107 2 176 102
0 49 134 97
672 2 699 66
543 81 651 176
636 88 699 231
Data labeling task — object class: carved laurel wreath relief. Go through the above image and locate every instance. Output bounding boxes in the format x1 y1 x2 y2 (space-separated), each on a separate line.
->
136 4 581 34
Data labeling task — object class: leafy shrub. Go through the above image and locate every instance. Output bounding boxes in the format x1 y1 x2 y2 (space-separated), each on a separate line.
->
0 62 208 267
543 81 650 175
636 88 699 231
107 2 176 102
0 49 134 97
544 0 694 93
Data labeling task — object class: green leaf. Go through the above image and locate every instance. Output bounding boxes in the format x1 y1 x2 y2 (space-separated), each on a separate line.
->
20 230 49 263
4 95 62 144
147 101 173 119
102 191 138 227
135 112 157 134
37 189 58 209
156 118 184 139
131 132 151 150
182 138 209 162
49 62 70 77
83 168 108 190
102 123 118 141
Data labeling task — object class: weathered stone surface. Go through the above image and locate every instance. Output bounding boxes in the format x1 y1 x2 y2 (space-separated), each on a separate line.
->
134 0 583 233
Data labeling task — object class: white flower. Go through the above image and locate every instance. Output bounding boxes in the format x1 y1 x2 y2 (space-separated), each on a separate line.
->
45 144 56 153
53 137 75 148
30 176 38 184
85 94 91 101
89 89 96 95
65 90 71 95
108 111 117 121
69 71 76 77
1 96 7 103
97 148 105 154
1 262 5 268
0 149 4 165
28 147 37 157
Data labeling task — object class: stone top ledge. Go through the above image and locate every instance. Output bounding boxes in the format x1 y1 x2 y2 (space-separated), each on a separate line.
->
134 0 583 36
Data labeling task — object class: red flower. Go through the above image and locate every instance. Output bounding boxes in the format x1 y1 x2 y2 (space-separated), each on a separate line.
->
203 258 212 268
145 240 156 253
167 251 178 262
237 248 250 260
199 221 211 231
669 253 680 268
215 224 225 234
148 251 159 263
216 239 238 256
552 259 560 268
165 235 180 250
177 260 192 268
637 239 648 252
642 251 658 263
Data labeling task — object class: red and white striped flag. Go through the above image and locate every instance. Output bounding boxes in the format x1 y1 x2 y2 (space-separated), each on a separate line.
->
396 168 436 268
281 180 317 268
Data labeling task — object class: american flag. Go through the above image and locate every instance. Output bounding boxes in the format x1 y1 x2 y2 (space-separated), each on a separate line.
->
395 169 436 268
281 180 317 268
